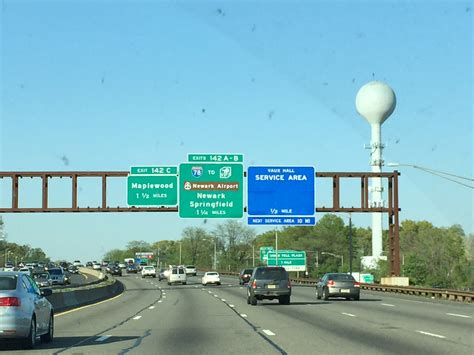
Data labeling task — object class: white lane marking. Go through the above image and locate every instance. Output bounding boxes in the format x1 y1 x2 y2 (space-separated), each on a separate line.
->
446 313 472 319
228 284 233 287
202 288 205 291
149 306 155 309
208 291 212 294
262 329 275 336
342 312 356 317
382 303 395 307
95 335 111 342
239 287 243 289
221 299 226 302
163 296 167 299
194 286 198 288
416 330 446 339
133 316 142 320
240 314 247 318
214 295 219 297
158 300 163 303
229 304 235 308
162 292 166 295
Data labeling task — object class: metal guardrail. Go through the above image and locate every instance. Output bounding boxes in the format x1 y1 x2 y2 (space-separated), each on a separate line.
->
216 271 473 303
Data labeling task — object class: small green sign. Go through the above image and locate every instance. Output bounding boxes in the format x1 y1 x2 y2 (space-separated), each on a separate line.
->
127 175 177 206
130 166 177 175
179 162 244 218
188 154 243 163
267 250 306 271
260 247 274 261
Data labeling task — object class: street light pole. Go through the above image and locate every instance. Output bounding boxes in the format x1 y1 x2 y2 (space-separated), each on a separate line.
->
179 242 182 265
387 163 473 189
252 244 255 267
213 239 217 270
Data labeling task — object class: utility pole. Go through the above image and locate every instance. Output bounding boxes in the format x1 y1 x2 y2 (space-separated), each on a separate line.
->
349 214 353 275
275 229 278 266
213 239 217 270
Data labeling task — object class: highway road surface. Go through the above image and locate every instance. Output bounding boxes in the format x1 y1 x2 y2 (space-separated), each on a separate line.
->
1 273 472 354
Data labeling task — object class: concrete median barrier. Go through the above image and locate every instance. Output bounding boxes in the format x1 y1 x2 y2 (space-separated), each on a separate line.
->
47 278 124 313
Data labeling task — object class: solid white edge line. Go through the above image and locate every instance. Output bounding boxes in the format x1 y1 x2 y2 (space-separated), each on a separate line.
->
158 300 163 303
446 313 472 318
262 329 275 336
342 312 356 317
95 335 111 342
133 316 142 320
149 306 155 309
221 299 226 302
381 303 395 307
229 304 235 308
416 330 446 339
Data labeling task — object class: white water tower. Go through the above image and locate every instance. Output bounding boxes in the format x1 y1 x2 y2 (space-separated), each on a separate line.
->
356 81 396 265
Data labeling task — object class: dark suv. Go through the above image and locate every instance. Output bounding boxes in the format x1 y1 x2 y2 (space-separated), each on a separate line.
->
247 266 291 305
239 268 254 285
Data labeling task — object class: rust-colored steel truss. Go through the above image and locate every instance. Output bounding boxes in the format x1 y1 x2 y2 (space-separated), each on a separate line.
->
0 170 400 275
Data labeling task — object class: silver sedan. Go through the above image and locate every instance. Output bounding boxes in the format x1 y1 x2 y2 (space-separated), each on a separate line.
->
0 272 54 348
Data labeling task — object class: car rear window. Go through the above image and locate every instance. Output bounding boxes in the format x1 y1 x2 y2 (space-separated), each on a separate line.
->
0 276 17 290
144 266 153 270
244 269 253 274
186 265 195 268
49 269 62 275
330 274 356 281
207 272 218 276
255 268 287 280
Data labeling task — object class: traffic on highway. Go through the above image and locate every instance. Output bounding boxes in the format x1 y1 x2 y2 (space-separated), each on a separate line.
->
1 0 472 354
1 261 473 353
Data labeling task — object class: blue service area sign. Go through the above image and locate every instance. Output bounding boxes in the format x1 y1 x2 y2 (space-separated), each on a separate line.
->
247 166 315 217
248 217 315 225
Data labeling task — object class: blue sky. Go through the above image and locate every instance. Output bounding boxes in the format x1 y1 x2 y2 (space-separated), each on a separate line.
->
1 0 472 262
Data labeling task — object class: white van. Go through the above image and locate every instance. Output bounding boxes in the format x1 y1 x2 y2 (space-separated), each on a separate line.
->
167 266 187 285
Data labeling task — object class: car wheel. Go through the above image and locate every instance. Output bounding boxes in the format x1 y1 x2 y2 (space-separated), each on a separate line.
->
316 289 322 300
250 293 257 306
322 287 329 301
353 295 360 301
167 282 171 286
217 282 221 286
40 313 54 343
247 293 250 305
23 318 36 349
279 295 290 305
183 282 186 285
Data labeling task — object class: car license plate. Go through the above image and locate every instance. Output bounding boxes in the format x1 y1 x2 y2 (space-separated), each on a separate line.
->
267 285 276 289
341 289 350 293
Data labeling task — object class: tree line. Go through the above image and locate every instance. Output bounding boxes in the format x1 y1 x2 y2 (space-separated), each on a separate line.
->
103 215 473 290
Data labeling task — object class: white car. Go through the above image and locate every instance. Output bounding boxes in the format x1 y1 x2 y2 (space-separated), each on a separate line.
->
19 267 32 275
168 266 187 285
185 265 197 276
141 266 156 278
73 260 82 267
92 263 102 270
202 272 221 286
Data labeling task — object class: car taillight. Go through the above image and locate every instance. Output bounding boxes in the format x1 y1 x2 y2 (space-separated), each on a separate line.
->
327 280 336 287
0 297 21 307
354 282 360 288
252 280 257 289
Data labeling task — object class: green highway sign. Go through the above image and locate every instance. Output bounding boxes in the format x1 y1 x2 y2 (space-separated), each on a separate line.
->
267 250 307 272
179 162 244 218
127 175 177 206
260 247 274 261
188 154 243 163
130 166 178 175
